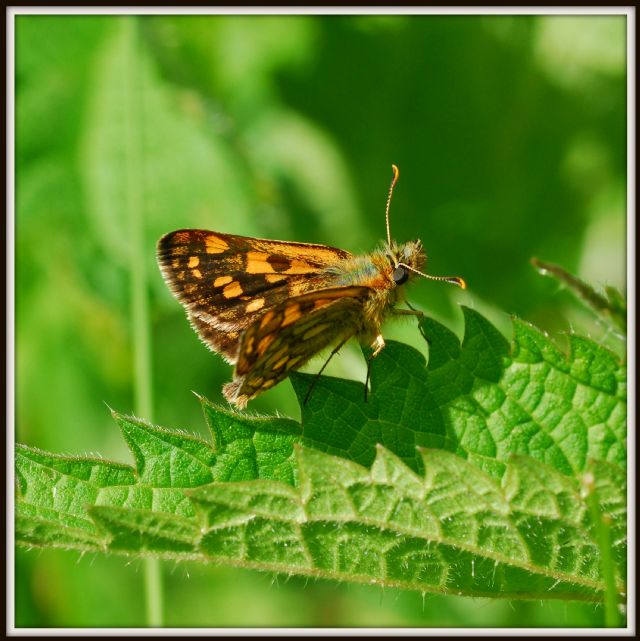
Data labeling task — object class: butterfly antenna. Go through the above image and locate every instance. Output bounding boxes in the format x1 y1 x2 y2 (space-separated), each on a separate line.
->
399 262 467 289
385 164 400 246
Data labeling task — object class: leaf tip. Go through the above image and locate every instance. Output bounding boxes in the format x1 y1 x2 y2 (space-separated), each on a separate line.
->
530 256 548 275
102 401 118 418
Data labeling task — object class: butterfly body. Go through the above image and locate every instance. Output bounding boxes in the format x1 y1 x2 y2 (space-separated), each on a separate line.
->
157 166 463 408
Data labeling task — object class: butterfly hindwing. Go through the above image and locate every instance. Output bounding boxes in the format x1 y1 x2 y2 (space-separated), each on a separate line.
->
223 286 372 407
157 229 352 361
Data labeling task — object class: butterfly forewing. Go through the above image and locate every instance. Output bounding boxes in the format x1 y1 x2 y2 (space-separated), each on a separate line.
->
223 286 372 407
157 229 352 361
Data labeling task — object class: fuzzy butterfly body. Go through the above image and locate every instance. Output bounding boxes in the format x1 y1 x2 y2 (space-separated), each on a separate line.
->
156 166 465 408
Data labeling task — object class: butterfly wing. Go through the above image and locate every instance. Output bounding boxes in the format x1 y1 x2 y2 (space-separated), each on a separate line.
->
222 286 371 408
156 229 351 362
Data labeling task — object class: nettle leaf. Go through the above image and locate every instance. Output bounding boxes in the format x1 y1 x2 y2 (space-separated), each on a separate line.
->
15 308 626 602
191 446 624 600
294 307 626 479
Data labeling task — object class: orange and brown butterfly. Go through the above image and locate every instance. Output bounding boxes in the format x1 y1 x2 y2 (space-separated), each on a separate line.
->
156 165 465 409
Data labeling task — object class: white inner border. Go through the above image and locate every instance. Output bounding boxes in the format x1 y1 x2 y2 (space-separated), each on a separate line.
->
6 4 635 637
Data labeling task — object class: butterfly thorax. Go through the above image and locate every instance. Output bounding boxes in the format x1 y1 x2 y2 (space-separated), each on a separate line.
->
325 239 426 336
330 239 425 288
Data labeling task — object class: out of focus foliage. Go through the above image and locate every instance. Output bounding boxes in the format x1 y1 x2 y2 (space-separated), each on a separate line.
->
15 14 626 628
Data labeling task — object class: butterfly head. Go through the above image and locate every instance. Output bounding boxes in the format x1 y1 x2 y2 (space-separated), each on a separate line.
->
385 239 426 286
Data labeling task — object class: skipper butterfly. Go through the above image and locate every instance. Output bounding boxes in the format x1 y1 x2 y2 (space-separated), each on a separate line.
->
157 165 465 408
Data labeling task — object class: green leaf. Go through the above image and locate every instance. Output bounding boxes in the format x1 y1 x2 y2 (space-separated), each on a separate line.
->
190 445 625 601
15 309 626 602
201 398 301 485
16 444 135 549
294 307 625 480
88 506 200 555
115 413 216 488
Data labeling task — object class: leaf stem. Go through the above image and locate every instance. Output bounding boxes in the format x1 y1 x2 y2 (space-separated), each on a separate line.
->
122 17 163 627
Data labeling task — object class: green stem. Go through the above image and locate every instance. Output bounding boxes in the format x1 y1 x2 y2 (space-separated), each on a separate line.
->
531 257 626 335
143 554 163 628
122 17 163 627
582 472 622 627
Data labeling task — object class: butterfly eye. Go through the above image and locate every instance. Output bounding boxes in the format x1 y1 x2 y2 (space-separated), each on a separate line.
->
392 265 409 285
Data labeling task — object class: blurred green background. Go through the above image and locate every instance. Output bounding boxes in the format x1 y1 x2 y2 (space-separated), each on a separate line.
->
15 14 626 628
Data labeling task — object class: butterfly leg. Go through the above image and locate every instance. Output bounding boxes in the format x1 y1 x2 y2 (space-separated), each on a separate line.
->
303 335 351 406
391 301 424 318
364 334 385 402
392 303 429 342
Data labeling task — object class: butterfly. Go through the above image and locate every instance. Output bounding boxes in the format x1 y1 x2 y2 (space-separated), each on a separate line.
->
157 165 465 408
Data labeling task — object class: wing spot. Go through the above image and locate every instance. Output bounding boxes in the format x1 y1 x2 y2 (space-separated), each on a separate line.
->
267 255 292 273
260 311 275 329
284 259 318 274
249 376 264 388
257 334 276 356
288 356 303 368
205 235 229 254
282 304 302 327
188 256 200 268
246 298 265 313
265 273 288 284
223 282 244 298
265 346 288 368
191 269 202 279
214 275 233 288
262 379 275 389
273 356 289 370
302 323 330 340
246 251 275 274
